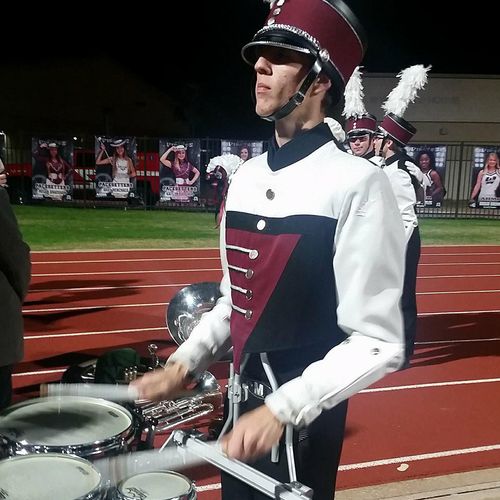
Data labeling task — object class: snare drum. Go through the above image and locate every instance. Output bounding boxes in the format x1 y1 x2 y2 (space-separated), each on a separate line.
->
0 396 138 459
0 453 104 500
111 471 196 500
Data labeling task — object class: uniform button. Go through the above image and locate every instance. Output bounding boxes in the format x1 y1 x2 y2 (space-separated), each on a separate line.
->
249 249 259 260
276 0 285 5
245 290 253 300
245 269 254 279
257 219 266 230
245 310 253 320
267 17 275 25
273 7 281 15
266 189 275 200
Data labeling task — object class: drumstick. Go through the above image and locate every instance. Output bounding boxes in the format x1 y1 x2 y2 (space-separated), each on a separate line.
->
93 444 215 484
40 383 140 402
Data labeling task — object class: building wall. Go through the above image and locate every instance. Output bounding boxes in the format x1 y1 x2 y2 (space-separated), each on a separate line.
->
363 74 500 142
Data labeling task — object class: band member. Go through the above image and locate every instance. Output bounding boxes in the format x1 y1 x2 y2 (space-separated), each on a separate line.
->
133 1 406 498
374 65 431 369
342 67 378 159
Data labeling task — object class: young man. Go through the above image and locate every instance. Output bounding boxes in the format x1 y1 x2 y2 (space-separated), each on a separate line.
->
373 126 420 369
0 185 31 410
373 65 430 369
134 1 406 498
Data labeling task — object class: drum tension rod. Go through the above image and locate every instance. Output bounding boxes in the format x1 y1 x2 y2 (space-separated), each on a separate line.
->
171 430 313 500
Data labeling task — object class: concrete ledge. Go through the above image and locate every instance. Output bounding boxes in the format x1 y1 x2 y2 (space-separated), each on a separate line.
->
336 467 500 499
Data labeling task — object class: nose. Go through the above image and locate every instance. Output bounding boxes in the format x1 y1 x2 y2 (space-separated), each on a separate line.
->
254 55 271 74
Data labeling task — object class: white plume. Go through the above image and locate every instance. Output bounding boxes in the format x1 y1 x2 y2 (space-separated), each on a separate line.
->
342 66 367 119
324 117 346 143
382 64 431 117
206 153 243 181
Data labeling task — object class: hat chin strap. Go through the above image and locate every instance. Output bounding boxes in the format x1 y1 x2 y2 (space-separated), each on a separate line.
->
261 56 325 122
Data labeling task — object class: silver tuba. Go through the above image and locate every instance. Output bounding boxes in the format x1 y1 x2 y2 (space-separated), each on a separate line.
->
166 281 222 345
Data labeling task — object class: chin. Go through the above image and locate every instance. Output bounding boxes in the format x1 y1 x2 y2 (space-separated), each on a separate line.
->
256 104 277 118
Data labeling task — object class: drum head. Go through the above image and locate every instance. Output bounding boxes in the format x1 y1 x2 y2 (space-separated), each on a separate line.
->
166 282 221 345
118 471 195 500
0 396 133 448
0 453 101 500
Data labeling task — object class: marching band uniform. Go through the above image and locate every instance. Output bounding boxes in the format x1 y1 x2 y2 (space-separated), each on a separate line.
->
170 123 406 497
165 1 406 497
375 66 431 367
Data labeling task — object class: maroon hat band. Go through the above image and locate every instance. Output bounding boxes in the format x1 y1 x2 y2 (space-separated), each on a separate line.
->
346 115 377 135
379 113 416 146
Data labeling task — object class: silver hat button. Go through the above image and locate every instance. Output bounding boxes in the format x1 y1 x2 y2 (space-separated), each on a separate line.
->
266 189 275 200
257 219 266 231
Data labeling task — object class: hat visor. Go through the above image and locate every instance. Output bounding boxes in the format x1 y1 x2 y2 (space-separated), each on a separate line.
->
242 32 313 66
348 129 375 137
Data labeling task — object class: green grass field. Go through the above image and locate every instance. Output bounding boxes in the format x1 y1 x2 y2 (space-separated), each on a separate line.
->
12 205 500 250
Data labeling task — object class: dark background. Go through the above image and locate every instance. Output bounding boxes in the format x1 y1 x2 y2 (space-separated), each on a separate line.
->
2 1 498 138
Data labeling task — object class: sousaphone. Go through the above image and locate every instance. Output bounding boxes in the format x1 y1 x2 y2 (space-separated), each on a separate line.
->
166 282 232 361
166 281 222 345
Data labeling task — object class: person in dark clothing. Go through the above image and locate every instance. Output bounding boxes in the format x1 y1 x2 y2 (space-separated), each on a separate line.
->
0 187 31 410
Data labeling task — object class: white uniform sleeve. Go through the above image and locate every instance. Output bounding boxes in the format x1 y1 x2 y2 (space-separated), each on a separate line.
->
387 168 418 243
168 214 233 374
405 160 424 186
265 168 406 427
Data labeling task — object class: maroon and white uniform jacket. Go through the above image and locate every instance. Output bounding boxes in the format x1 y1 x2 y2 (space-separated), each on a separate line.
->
170 123 406 427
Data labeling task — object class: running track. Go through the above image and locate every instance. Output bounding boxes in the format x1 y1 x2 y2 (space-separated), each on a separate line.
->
11 245 500 496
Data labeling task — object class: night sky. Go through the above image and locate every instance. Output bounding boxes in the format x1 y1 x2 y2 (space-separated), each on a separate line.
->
3 1 499 137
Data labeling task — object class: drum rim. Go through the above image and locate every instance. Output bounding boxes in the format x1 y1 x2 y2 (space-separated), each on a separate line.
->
0 396 138 458
0 452 103 500
116 470 196 500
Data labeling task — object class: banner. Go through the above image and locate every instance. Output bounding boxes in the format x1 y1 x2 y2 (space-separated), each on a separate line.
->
159 139 201 205
95 137 137 200
220 140 264 163
469 147 500 208
31 138 73 201
406 144 447 208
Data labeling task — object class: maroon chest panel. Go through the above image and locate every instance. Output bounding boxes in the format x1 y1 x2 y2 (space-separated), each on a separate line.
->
226 227 301 371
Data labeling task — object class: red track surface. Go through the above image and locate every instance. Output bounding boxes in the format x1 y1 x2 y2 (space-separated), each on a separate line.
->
11 245 500 497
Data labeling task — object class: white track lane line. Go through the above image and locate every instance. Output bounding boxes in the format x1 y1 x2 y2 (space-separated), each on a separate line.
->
338 444 500 471
422 252 500 256
32 257 220 265
29 283 191 293
420 262 500 266
417 289 500 295
31 247 219 254
23 302 168 313
31 268 222 277
25 326 167 340
419 274 500 279
419 309 500 316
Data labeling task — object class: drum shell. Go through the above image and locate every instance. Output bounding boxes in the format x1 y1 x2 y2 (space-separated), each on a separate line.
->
108 470 197 500
0 452 105 500
0 396 140 460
